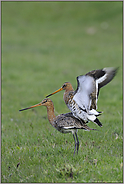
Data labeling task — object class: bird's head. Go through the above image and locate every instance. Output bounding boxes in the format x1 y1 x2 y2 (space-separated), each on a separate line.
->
19 98 53 111
46 82 73 98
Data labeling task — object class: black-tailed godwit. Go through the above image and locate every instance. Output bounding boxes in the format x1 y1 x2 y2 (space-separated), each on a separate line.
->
19 98 95 155
46 67 118 127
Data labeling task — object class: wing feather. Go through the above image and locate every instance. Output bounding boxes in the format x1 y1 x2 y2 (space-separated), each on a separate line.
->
73 75 95 111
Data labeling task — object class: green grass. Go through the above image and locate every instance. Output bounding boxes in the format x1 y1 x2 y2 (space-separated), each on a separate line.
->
1 1 123 183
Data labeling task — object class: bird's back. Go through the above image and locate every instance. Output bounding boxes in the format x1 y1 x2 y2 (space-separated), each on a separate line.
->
54 112 95 133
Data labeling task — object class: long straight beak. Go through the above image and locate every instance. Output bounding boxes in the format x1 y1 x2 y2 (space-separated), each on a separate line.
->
19 102 42 111
46 87 63 98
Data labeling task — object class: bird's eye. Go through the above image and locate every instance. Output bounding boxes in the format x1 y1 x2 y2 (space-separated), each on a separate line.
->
42 99 47 104
63 84 66 88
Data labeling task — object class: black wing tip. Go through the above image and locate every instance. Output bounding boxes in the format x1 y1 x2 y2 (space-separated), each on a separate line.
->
115 67 119 74
104 66 119 73
94 118 102 127
92 128 98 131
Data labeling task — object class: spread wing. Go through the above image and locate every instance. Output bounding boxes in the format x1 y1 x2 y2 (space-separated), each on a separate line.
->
85 67 118 109
73 75 96 111
73 67 117 111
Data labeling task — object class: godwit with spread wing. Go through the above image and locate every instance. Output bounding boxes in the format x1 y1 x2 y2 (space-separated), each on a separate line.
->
19 98 95 155
46 67 118 127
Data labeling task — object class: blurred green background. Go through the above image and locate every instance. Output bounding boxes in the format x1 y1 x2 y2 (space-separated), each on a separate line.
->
2 1 122 183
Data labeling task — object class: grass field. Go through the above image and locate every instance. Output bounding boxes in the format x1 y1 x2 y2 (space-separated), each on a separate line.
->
1 1 123 183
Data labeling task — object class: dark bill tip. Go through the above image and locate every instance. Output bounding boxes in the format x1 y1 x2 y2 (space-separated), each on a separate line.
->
19 107 30 111
46 94 52 98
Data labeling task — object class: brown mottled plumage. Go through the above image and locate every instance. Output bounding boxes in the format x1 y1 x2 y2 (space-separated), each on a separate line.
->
19 98 95 155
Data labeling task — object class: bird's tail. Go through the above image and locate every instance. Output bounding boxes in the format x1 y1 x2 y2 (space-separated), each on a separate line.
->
87 114 102 127
81 123 97 131
94 118 102 127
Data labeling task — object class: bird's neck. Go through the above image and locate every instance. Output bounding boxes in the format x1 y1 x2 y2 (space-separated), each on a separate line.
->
64 87 74 104
46 105 56 126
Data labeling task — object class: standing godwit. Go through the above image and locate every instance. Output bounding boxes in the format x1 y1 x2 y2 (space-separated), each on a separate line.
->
19 98 95 155
46 67 118 127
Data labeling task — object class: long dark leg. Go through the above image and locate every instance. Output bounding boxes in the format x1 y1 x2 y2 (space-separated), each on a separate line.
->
73 133 77 156
75 132 79 154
